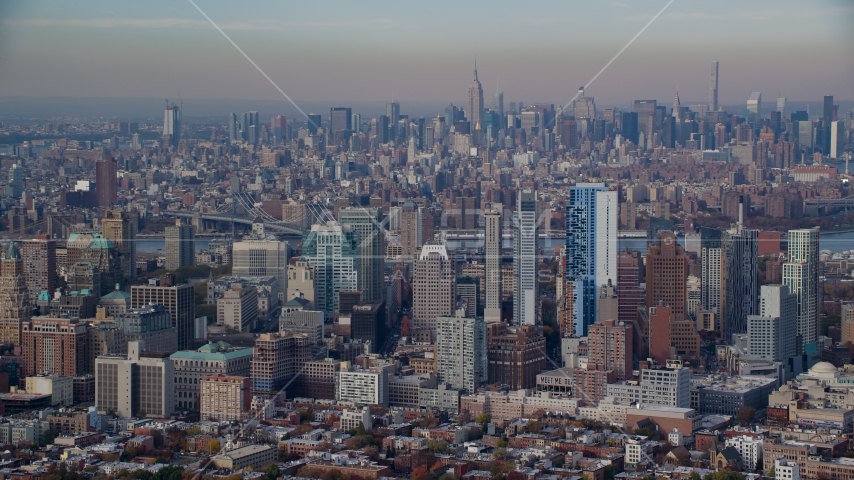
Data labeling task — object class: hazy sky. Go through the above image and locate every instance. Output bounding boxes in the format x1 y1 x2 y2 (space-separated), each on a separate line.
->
1 0 852 109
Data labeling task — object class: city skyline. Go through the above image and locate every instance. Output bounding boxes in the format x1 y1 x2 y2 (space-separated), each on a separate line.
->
1 0 852 111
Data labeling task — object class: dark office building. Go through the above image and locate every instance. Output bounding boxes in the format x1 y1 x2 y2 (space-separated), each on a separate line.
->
351 301 385 353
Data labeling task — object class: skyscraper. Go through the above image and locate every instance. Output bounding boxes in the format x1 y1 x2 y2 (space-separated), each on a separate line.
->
301 223 359 318
330 107 352 134
399 201 422 258
8 163 23 199
101 210 136 280
271 115 287 141
95 158 117 208
823 95 834 153
386 102 400 134
565 184 618 336
720 225 758 339
513 190 537 326
492 92 504 117
645 231 687 320
436 310 486 394
0 243 30 345
338 207 384 303
232 239 289 303
747 92 762 126
228 113 238 144
163 103 180 148
783 228 820 349
412 243 454 332
164 219 195 271
22 236 56 302
700 227 723 318
467 62 484 130
709 61 719 111
307 113 321 135
484 210 501 321
617 250 644 324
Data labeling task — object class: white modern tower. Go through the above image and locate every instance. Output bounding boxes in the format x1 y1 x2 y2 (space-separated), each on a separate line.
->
436 310 486 394
783 228 820 350
513 190 538 326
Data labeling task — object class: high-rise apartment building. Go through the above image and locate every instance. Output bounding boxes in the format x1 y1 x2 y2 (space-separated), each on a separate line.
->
486 323 546 390
467 63 484 130
130 278 195 351
513 190 538 326
399 201 422 258
617 250 644 324
645 231 687 320
338 207 384 303
101 210 136 280
700 227 722 317
95 158 117 208
783 228 820 349
411 244 454 332
587 319 633 381
164 220 194 271
709 61 719 111
748 285 797 363
21 316 88 377
301 223 359 318
217 283 258 333
250 332 310 393
200 375 252 422
566 184 618 335
95 341 174 418
720 226 758 339
335 369 388 406
484 210 502 321
436 311 486 394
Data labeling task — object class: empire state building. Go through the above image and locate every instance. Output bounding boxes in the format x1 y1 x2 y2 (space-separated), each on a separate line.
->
467 62 484 132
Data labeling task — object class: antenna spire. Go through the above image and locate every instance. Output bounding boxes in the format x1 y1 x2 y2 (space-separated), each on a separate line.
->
474 57 478 82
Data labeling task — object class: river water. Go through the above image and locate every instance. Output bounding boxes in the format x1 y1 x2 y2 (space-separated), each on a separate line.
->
133 230 854 255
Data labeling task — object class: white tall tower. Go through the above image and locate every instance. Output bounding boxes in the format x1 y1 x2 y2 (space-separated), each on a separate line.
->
783 228 820 350
513 190 537 326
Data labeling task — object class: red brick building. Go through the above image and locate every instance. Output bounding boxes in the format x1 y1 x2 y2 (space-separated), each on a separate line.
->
21 316 88 377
